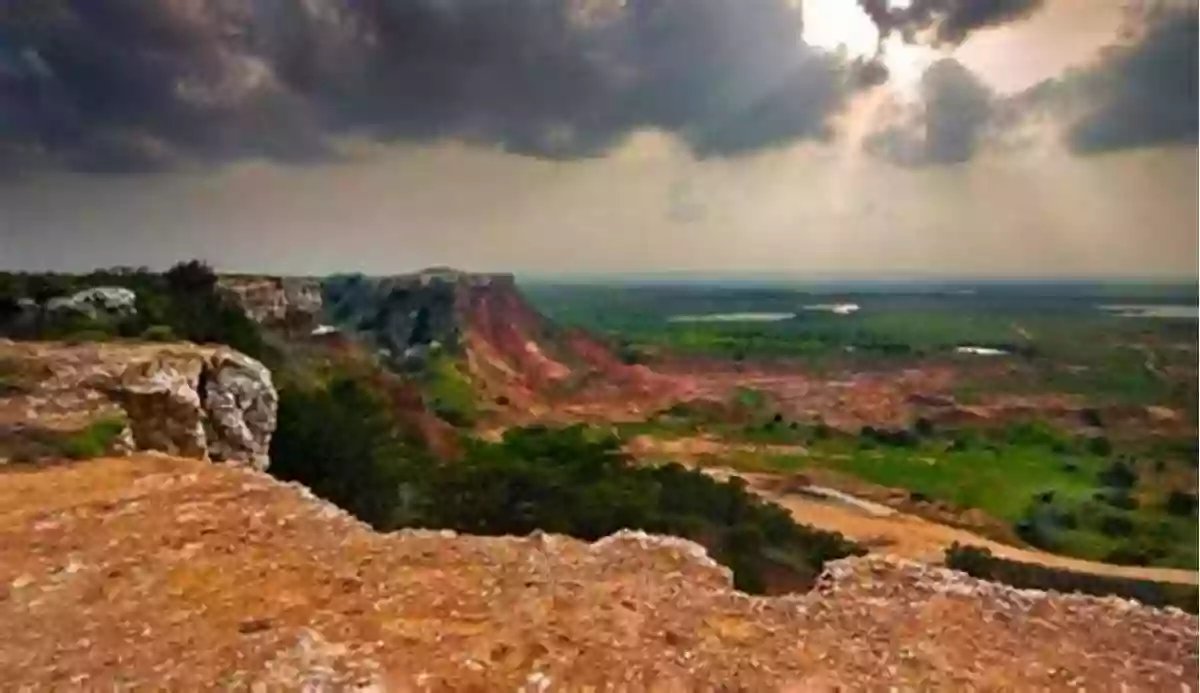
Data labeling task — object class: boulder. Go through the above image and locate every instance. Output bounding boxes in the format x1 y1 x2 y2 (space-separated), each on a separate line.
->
107 348 277 469
201 349 278 469
111 356 209 460
45 287 137 321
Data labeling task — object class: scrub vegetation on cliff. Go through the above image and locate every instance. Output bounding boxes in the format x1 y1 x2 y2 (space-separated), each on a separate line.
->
0 262 271 364
270 374 864 593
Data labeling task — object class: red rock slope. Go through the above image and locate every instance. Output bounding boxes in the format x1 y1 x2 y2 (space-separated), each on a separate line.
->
0 454 1195 691
457 276 695 422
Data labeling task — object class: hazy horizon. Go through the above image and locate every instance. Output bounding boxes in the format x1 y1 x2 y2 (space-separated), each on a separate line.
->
2 260 1197 285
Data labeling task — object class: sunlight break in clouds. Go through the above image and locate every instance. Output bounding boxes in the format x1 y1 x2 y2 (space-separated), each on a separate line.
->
803 0 936 101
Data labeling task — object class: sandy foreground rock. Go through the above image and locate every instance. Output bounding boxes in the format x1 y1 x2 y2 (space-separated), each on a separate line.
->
0 454 1195 691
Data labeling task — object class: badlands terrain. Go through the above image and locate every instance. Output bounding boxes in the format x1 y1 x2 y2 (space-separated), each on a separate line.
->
0 265 1196 690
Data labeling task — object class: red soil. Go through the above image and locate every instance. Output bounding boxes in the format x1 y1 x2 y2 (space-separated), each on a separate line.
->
450 280 1194 439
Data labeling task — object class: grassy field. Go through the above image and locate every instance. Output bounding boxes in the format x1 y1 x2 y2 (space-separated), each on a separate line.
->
790 445 1196 570
526 280 1198 409
615 397 1199 571
529 281 1198 569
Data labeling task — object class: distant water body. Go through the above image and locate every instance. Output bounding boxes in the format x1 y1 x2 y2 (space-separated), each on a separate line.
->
668 312 795 323
955 346 1009 356
802 303 860 316
668 304 865 323
1099 304 1199 319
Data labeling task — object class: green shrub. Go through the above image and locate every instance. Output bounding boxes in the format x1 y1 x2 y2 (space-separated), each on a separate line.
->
140 324 176 342
0 358 28 396
0 375 25 396
1080 408 1104 428
269 383 865 594
420 355 478 428
0 261 274 367
860 426 918 448
269 377 426 527
617 341 641 365
1098 514 1135 538
62 329 114 345
1095 488 1139 511
1105 545 1154 567
1098 459 1138 489
1165 491 1198 517
418 430 866 592
945 543 1198 613
55 418 126 460
1087 436 1114 457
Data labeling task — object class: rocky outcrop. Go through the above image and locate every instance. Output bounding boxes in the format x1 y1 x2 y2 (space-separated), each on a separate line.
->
44 286 138 321
218 276 323 328
108 348 277 469
0 454 1195 691
320 270 517 366
110 355 209 460
200 351 278 466
314 268 690 421
0 341 277 468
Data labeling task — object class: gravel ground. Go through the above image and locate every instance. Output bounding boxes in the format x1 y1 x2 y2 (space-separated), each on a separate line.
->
1 454 1196 691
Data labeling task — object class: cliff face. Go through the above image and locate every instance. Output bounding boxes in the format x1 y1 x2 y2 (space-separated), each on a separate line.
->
0 341 277 469
219 269 686 426
317 270 519 365
218 276 324 330
0 454 1195 691
304 269 691 421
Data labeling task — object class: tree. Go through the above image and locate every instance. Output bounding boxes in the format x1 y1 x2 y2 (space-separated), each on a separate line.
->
165 260 218 297
1086 436 1113 457
26 274 72 304
1080 408 1104 428
1165 491 1198 517
269 377 424 529
1098 459 1138 489
270 405 865 594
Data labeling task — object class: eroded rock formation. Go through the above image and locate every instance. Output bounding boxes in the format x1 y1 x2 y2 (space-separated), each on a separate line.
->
0 341 277 468
319 270 519 366
108 348 278 468
218 276 324 329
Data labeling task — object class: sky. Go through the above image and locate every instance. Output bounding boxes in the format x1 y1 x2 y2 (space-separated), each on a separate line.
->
0 0 1196 278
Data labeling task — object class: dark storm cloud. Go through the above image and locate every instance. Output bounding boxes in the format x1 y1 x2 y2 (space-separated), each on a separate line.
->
1063 6 1198 153
867 5 1198 166
0 0 882 174
0 0 340 174
857 0 1046 46
866 58 995 166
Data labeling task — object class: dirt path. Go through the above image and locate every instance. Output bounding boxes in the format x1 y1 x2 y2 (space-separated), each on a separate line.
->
757 482 1198 585
627 435 1198 586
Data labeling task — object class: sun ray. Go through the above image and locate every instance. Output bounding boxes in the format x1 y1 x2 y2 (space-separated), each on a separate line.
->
802 0 936 102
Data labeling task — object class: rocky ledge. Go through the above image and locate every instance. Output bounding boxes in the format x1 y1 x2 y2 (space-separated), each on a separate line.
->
0 341 277 468
0 454 1194 691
